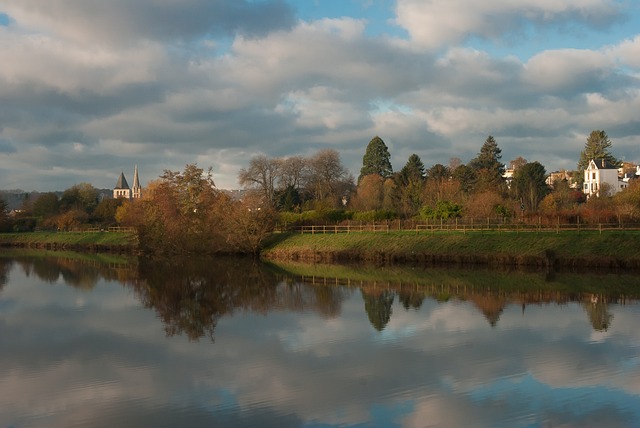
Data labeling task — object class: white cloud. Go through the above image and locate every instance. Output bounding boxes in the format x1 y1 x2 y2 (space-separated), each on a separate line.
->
0 0 295 46
608 34 640 70
523 49 610 92
394 0 622 50
0 1 638 190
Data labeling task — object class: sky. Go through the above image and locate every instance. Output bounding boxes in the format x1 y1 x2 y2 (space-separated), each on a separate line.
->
0 0 639 191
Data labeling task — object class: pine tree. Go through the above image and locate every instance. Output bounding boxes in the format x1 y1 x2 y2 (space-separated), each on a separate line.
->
359 136 393 182
577 130 620 174
469 135 505 192
398 154 425 184
469 135 504 175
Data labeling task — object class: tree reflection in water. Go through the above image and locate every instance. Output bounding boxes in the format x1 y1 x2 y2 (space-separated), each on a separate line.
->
131 257 350 341
363 290 394 331
0 253 632 338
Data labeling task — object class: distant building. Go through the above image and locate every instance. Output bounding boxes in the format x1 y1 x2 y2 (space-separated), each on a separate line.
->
546 170 575 188
583 159 626 198
113 165 142 199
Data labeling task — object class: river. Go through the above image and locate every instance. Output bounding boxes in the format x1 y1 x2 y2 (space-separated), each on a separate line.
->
0 251 639 427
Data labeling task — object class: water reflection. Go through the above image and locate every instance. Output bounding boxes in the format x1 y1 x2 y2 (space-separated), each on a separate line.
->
0 252 639 427
129 257 350 341
0 253 632 338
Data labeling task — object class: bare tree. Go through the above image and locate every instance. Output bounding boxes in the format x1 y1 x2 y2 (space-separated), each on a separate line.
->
306 149 354 205
278 156 308 190
238 155 281 206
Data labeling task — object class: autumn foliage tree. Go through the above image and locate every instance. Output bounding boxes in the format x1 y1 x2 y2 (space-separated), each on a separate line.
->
352 174 384 211
118 164 231 254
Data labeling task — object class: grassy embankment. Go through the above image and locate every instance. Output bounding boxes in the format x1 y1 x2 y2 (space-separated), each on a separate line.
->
261 230 640 269
3 229 639 268
0 231 138 253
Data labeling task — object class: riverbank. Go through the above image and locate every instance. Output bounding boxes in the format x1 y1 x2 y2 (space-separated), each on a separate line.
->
261 230 640 269
3 230 640 269
0 231 138 253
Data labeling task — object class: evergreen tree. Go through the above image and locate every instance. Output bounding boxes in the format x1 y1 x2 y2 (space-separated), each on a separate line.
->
398 154 425 184
469 135 504 175
426 163 449 181
359 136 393 182
395 154 425 214
577 130 620 184
512 161 549 211
469 135 505 192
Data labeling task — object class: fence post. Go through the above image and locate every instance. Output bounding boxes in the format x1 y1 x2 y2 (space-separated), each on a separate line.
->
599 223 602 235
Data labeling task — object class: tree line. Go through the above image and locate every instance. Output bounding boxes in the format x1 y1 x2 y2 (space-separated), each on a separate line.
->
238 130 638 226
2 129 638 254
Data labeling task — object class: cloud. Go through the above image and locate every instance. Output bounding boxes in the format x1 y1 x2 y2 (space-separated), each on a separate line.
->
523 49 612 93
394 0 623 50
0 1 639 190
0 0 295 46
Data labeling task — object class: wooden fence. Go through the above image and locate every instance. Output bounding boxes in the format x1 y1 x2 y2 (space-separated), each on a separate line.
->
53 226 136 233
286 220 640 235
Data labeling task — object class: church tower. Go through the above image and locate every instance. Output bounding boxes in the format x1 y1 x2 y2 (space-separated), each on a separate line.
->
131 165 142 199
113 171 131 199
113 166 141 199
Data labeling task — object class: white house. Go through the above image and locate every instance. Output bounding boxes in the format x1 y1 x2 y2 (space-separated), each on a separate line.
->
583 159 627 198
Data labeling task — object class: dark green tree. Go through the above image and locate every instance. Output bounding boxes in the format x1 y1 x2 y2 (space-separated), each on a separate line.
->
359 136 392 182
512 161 549 211
469 135 505 192
426 163 449 181
91 198 124 226
398 154 425 183
59 183 99 214
32 192 60 218
0 198 11 233
577 130 620 185
451 164 477 194
274 185 302 212
395 154 425 214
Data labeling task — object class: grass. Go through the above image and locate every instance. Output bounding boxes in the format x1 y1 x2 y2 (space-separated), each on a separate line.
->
0 231 137 249
261 230 640 268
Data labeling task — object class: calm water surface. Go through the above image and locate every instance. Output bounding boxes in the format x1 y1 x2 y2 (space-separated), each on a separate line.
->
0 252 639 427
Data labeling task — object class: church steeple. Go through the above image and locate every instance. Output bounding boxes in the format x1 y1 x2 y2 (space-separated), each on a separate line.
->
131 165 141 199
114 171 131 199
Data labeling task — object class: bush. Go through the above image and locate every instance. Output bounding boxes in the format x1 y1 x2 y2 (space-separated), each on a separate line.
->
278 209 353 226
419 201 462 220
352 210 398 222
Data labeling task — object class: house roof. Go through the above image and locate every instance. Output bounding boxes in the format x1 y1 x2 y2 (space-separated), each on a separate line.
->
115 171 130 189
588 159 618 170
